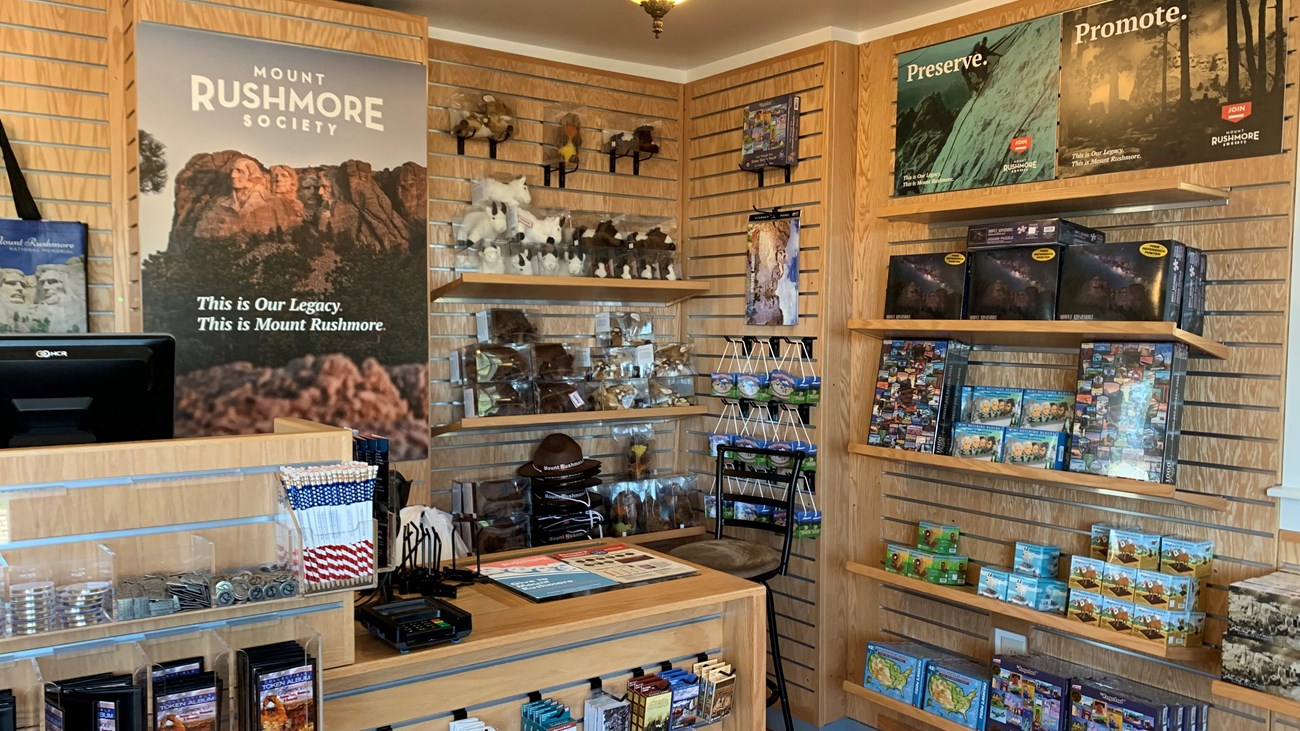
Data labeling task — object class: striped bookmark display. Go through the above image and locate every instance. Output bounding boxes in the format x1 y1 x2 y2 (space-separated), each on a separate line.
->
279 462 378 593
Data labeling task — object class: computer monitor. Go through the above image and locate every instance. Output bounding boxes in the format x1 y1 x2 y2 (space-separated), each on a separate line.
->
0 334 175 448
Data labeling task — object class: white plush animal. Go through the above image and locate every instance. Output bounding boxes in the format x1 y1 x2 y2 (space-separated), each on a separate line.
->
480 243 505 274
459 202 507 244
594 260 610 278
665 263 678 281
539 251 561 275
522 214 565 246
640 264 654 279
511 249 534 275
480 175 531 208
566 251 586 276
620 264 633 280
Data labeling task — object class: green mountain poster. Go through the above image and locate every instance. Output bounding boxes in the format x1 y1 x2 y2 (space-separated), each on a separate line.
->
894 17 1062 196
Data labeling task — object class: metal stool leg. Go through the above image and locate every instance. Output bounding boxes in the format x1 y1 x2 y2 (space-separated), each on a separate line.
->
765 581 793 731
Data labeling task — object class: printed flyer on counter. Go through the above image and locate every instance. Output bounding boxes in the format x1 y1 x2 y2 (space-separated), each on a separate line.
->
894 16 1060 195
1058 0 1287 175
552 544 698 584
479 546 698 602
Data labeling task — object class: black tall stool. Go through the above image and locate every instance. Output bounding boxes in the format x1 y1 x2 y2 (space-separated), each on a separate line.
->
670 444 806 731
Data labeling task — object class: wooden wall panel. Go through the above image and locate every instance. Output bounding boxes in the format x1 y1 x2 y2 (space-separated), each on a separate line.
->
683 42 858 727
841 0 1300 727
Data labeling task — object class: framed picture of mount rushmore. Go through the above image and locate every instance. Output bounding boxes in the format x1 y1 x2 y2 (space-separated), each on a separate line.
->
135 23 430 460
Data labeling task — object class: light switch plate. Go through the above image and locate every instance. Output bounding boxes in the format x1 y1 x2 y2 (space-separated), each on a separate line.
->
994 628 1027 655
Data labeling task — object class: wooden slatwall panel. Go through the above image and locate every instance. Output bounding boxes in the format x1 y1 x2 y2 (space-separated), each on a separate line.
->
423 41 689 508
683 42 858 726
844 2 1300 729
0 0 117 330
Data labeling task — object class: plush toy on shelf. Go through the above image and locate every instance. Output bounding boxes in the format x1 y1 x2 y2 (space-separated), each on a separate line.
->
480 175 531 208
553 112 583 167
480 243 505 274
458 202 507 245
608 125 659 158
522 214 566 247
452 93 515 143
539 249 562 276
510 248 534 275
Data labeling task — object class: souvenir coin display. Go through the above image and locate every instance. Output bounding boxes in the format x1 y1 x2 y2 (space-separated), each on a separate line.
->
9 581 57 635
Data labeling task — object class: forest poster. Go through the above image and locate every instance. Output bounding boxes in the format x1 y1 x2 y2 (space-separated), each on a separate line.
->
1059 0 1287 175
135 24 430 460
894 17 1061 195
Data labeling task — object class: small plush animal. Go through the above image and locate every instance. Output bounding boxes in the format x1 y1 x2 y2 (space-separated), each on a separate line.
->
608 131 637 156
665 263 678 281
594 259 610 278
620 264 633 280
554 112 583 165
452 93 515 143
480 175 531 208
539 250 561 275
511 249 534 275
480 243 505 274
633 125 660 155
522 214 565 246
459 202 507 244
640 263 654 279
565 250 587 275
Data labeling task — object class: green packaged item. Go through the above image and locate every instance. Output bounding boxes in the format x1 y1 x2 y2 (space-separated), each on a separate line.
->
917 521 960 555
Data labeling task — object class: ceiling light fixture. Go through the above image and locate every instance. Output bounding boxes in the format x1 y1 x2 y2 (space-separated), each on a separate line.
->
632 0 682 39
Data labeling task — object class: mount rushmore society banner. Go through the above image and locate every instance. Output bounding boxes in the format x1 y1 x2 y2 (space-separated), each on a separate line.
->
136 23 430 459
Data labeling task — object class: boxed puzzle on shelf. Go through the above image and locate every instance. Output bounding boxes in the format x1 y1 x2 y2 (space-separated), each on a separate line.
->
1057 241 1186 323
740 93 800 170
950 423 1005 461
989 655 1088 731
1069 341 1188 484
1000 428 1066 470
967 246 1063 320
884 252 970 320
922 660 989 730
967 387 1023 427
862 641 945 706
869 339 971 455
967 218 1105 249
1067 556 1103 593
1018 389 1074 433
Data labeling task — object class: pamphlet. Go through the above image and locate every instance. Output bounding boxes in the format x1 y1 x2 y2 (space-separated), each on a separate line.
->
551 544 697 584
478 554 620 601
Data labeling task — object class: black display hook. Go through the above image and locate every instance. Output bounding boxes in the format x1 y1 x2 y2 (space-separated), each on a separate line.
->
455 131 510 159
608 147 655 175
740 163 793 188
541 160 579 188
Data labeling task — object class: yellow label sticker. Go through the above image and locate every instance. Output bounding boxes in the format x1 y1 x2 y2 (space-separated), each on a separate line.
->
1031 247 1057 262
944 253 967 265
1139 242 1169 258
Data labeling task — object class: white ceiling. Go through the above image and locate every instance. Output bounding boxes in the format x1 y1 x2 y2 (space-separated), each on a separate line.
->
376 0 1003 75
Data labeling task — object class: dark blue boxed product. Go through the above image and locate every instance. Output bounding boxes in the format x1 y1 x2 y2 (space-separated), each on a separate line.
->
884 252 970 320
869 339 970 455
967 218 1105 248
1180 246 1207 335
1057 241 1186 323
966 246 1062 320
989 655 1075 731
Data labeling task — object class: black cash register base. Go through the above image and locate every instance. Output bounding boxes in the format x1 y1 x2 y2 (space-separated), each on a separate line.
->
357 597 472 653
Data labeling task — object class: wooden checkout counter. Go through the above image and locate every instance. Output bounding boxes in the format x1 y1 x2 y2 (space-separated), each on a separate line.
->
324 542 767 730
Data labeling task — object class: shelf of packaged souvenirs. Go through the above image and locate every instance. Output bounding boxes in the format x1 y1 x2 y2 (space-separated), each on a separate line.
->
1211 680 1300 718
875 176 1230 225
845 562 1218 664
848 318 1230 360
841 681 973 731
431 273 712 306
845 443 1229 511
432 404 709 437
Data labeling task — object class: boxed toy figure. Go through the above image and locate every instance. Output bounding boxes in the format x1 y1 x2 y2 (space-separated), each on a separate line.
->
1000 428 1066 470
923 660 990 730
1007 574 1065 613
1018 389 1074 433
1169 610 1206 647
978 567 1010 601
869 339 971 455
884 253 969 320
1089 522 1132 560
1014 542 1060 579
1101 561 1137 601
989 655 1075 731
1057 241 1186 322
967 246 1063 320
1108 527 1163 570
967 218 1105 248
1129 603 1169 644
1039 579 1069 615
906 548 934 580
1134 569 1196 612
951 423 1005 461
968 387 1024 427
1068 555 1104 592
925 554 969 586
1180 246 1207 335
885 544 911 575
1069 341 1188 484
917 521 961 555
1067 589 1103 625
863 641 933 705
1100 596 1134 633
1160 535 1214 579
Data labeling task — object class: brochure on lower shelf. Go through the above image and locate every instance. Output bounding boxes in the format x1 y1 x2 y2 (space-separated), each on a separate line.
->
479 545 698 602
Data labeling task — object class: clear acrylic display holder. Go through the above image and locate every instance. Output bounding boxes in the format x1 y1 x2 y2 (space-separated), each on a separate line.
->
0 657 42 730
0 540 116 637
221 616 323 731
39 640 150 723
141 630 235 731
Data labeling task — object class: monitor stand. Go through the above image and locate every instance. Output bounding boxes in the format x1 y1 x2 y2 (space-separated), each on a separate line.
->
10 397 95 447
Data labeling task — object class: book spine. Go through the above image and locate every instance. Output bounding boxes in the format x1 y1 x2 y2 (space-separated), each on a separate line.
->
1164 344 1189 485
934 341 971 456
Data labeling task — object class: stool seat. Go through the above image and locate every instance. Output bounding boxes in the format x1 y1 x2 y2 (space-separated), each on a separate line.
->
670 538 782 580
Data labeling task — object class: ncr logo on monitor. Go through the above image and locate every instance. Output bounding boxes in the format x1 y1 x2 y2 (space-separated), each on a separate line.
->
34 350 69 359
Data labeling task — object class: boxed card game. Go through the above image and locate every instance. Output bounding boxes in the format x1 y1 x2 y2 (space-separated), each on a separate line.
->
1221 632 1300 699
1067 590 1103 626
968 387 1024 427
967 218 1105 248
1057 241 1187 322
1160 536 1214 580
863 642 934 705
869 339 971 455
1108 527 1163 570
1068 556 1104 593
1014 542 1060 579
1135 569 1197 612
917 521 961 555
1180 246 1207 336
989 655 1077 731
1101 561 1137 602
951 423 1005 462
922 660 990 730
885 544 911 575
978 567 1010 601
967 246 1063 320
1000 428 1066 470
1099 596 1134 633
884 253 970 320
1069 341 1188 484
1018 389 1074 433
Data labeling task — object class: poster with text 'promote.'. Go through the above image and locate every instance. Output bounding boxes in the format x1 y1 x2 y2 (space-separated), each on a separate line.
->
135 24 429 460
894 16 1061 196
1059 0 1287 176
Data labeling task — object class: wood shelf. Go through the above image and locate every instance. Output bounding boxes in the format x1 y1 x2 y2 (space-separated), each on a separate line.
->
846 443 1228 511
841 681 973 731
619 526 707 545
430 273 711 306
876 177 1229 225
1212 680 1300 718
846 562 1219 664
432 405 710 437
848 318 1229 359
